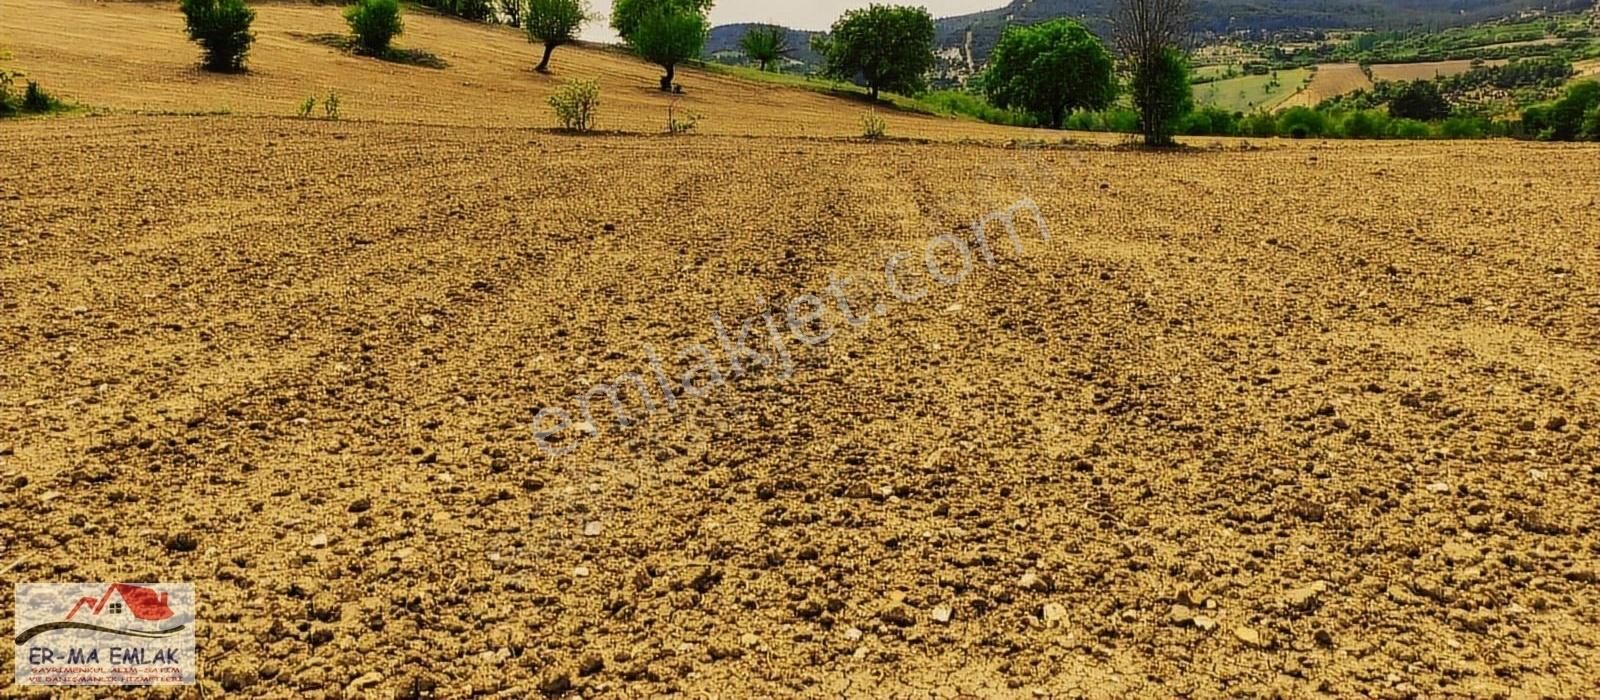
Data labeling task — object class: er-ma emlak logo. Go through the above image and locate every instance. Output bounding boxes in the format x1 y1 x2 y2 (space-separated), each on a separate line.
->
15 583 187 644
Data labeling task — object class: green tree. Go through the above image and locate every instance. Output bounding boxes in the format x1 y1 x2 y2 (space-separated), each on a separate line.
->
981 19 1115 129
179 0 256 72
1543 80 1600 140
629 3 709 91
1128 46 1192 145
525 0 586 73
1387 80 1450 121
345 0 403 56
610 0 711 41
1114 0 1193 146
739 24 790 72
816 4 935 100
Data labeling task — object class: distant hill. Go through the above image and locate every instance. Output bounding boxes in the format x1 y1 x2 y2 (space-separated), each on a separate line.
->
705 23 824 70
707 0 1594 72
937 0 1595 65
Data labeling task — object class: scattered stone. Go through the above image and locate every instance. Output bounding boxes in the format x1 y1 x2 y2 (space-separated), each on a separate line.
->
164 532 199 553
577 653 604 677
583 521 602 537
572 566 591 578
347 498 372 514
1018 572 1051 592
878 601 916 627
1233 626 1265 648
1169 604 1196 626
309 534 329 549
1040 603 1067 627
1546 416 1568 432
931 605 953 624
538 671 572 696
843 627 863 641
1425 481 1451 494
346 671 383 693
740 632 760 647
1284 581 1329 611
1192 615 1218 631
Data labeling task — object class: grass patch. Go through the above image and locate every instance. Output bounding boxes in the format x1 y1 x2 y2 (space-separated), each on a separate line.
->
1193 68 1313 112
692 61 1038 127
295 32 448 69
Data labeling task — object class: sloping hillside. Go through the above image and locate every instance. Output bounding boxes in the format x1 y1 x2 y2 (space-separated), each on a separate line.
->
935 0 1596 64
0 0 1057 140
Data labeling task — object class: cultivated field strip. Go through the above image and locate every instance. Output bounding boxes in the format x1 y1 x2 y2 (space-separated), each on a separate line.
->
3 116 1599 696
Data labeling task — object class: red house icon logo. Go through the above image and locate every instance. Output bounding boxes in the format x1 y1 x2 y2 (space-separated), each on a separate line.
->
65 584 176 622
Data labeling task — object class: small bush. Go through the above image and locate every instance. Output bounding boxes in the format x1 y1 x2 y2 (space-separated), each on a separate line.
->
22 81 53 112
1178 106 1240 136
861 111 887 140
1242 111 1277 138
323 90 340 120
1438 115 1487 139
548 79 599 132
1276 106 1328 139
345 0 403 56
666 102 699 134
1336 109 1387 139
0 69 17 115
1387 118 1433 139
179 0 256 72
297 95 316 118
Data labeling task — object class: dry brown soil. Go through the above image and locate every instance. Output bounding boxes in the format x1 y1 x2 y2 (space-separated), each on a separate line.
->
3 1 1600 698
2 116 1598 698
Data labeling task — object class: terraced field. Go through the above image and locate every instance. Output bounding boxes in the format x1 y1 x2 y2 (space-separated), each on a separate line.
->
4 1 1600 698
1276 63 1373 111
1192 68 1313 113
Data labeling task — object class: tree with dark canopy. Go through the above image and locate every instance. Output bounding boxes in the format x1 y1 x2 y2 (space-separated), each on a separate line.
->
525 0 586 73
1114 0 1194 146
816 4 935 100
982 19 1116 129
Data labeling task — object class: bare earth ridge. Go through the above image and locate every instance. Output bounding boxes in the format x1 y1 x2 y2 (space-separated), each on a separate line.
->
3 0 1600 697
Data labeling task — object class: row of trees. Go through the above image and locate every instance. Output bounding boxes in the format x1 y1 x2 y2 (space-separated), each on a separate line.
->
175 0 1197 144
799 0 1194 145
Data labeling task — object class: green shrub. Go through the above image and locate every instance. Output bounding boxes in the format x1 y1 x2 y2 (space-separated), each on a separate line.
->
345 0 403 56
297 95 316 118
1242 111 1277 137
0 68 18 115
1337 109 1387 139
1584 104 1600 141
1437 115 1487 139
22 81 53 112
1178 106 1240 136
323 90 340 120
920 90 1037 127
548 79 599 131
179 0 256 72
666 101 699 134
1275 106 1328 139
1387 118 1433 139
861 110 887 140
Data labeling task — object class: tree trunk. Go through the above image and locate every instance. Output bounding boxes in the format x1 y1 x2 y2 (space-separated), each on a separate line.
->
659 63 675 92
536 42 556 73
1051 106 1065 130
870 85 879 100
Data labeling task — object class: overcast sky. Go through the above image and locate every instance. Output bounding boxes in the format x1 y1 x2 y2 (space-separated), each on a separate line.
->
580 0 1009 41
